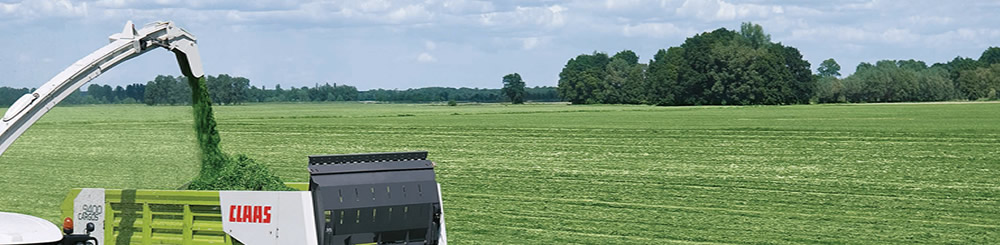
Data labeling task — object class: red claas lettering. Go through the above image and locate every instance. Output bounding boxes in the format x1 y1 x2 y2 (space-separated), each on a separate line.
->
242 205 252 222
263 206 272 223
228 205 273 224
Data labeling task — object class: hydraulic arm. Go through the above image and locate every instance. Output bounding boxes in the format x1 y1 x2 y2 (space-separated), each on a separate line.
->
0 21 203 156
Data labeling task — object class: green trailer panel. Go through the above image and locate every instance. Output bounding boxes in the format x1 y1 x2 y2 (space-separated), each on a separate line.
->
61 188 234 245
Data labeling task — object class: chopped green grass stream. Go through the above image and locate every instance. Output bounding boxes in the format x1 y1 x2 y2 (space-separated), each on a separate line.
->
182 76 289 191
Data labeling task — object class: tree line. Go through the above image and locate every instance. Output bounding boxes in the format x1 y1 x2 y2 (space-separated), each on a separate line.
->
358 86 557 103
558 22 1000 105
814 47 1000 103
1 75 560 107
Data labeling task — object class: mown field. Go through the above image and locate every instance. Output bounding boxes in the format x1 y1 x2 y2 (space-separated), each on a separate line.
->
1 102 998 244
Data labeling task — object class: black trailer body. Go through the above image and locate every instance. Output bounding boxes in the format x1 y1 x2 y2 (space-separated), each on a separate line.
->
309 151 443 245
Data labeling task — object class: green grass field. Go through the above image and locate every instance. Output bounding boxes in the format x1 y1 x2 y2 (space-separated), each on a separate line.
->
1 102 998 244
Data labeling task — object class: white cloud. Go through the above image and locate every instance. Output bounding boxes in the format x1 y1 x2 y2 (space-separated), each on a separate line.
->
604 0 644 10
783 6 822 16
786 24 1000 50
676 0 780 21
1 3 17 14
358 0 393 12
424 40 436 50
0 0 89 20
93 0 299 11
838 0 878 10
546 5 567 27
926 28 1000 47
880 28 916 43
906 15 952 25
387 4 432 23
417 52 436 62
441 0 494 14
520 37 542 50
788 26 873 42
479 4 566 28
622 22 691 38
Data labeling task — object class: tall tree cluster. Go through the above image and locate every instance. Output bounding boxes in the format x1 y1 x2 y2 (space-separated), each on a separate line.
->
558 22 1000 105
559 22 815 105
815 46 1000 103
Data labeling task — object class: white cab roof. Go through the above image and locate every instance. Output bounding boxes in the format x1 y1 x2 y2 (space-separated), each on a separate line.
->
0 212 62 244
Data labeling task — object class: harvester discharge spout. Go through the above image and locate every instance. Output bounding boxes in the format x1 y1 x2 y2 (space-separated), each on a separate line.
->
0 21 203 156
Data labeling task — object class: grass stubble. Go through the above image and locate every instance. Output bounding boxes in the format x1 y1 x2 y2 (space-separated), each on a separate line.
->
0 102 997 244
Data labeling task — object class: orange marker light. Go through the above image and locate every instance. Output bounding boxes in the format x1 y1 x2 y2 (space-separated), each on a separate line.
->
63 217 73 234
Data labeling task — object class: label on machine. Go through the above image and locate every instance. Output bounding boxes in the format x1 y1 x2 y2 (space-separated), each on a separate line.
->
73 188 105 240
219 191 318 245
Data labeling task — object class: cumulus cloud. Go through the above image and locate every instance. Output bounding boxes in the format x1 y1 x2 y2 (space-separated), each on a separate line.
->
837 0 878 10
789 26 872 42
479 4 566 28
788 26 926 45
906 15 953 26
520 37 548 50
675 0 782 21
416 52 436 63
926 28 1000 47
622 22 693 38
0 0 88 20
604 0 644 10
387 4 433 23
440 0 494 14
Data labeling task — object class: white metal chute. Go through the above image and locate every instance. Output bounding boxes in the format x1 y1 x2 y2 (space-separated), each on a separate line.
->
0 21 204 156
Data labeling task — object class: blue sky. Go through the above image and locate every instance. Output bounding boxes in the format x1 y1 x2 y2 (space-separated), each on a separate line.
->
1 0 998 90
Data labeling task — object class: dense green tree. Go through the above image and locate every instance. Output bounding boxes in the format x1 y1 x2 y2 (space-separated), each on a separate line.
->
0 87 32 107
813 76 846 103
676 28 740 105
113 86 126 102
818 58 841 77
664 24 811 105
933 56 981 84
125 83 145 102
86 84 116 103
557 52 610 104
856 62 875 73
957 63 1000 100
833 60 957 102
556 22 812 106
86 84 104 102
622 63 648 104
611 50 639 65
740 22 770 48
143 75 190 105
897 59 928 70
601 50 647 104
601 58 629 104
979 46 1000 66
646 47 685 105
501 73 526 104
779 45 817 104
